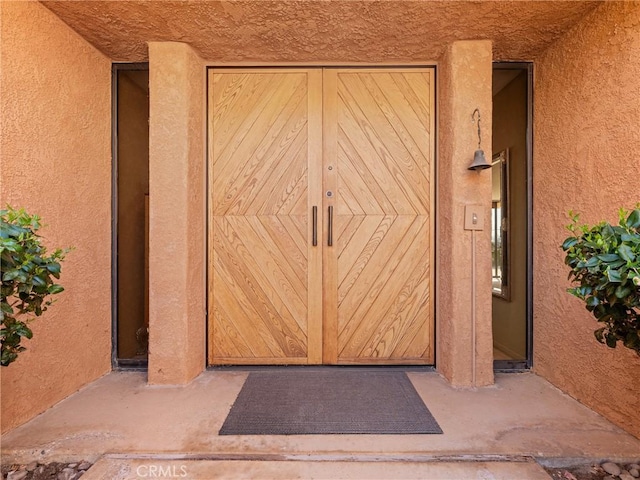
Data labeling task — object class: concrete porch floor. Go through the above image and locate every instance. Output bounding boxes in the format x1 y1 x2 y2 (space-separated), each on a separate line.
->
2 371 639 478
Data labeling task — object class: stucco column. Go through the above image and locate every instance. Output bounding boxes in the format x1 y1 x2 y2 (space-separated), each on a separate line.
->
437 40 494 387
148 42 206 384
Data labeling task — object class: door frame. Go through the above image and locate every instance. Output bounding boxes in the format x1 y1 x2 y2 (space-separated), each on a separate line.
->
204 65 438 366
491 61 534 371
111 62 150 370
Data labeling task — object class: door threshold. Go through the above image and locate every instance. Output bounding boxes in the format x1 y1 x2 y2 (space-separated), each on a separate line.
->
207 365 437 373
493 359 529 371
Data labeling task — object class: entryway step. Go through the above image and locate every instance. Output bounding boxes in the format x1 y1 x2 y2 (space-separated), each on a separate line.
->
83 456 551 479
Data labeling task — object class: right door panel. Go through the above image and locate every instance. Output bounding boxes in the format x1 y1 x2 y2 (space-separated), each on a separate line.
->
323 68 435 364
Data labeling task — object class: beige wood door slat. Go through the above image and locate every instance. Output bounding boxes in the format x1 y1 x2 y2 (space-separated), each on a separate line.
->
339 218 429 358
368 72 432 163
212 74 285 175
359 255 431 359
214 78 308 215
277 215 308 261
337 215 417 347
215 226 307 357
213 273 265 358
336 215 365 258
212 250 285 358
229 216 308 326
213 220 306 357
259 216 307 284
338 133 397 214
337 215 387 288
340 73 429 208
253 142 308 215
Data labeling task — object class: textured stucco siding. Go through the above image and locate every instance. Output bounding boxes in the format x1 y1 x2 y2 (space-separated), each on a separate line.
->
147 42 206 384
39 1 600 63
534 1 640 438
0 1 112 433
437 41 494 387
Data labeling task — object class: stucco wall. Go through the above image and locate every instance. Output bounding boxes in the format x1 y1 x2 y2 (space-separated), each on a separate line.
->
534 1 640 438
0 1 112 433
492 72 527 360
437 40 494 387
147 42 206 384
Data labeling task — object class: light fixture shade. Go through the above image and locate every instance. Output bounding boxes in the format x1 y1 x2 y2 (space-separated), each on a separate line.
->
468 149 491 171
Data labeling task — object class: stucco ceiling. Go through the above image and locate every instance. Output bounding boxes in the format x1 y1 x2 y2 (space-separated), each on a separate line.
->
40 1 601 62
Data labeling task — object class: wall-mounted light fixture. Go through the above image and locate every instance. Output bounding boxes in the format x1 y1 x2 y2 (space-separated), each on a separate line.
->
468 108 491 171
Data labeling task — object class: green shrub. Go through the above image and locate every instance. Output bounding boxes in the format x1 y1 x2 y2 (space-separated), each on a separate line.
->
561 207 640 356
1 207 69 366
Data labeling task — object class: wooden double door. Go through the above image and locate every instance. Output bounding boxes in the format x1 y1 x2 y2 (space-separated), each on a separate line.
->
208 67 434 365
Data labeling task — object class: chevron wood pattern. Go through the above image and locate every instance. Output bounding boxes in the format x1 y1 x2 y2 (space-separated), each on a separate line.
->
324 69 434 364
208 69 323 364
208 68 433 366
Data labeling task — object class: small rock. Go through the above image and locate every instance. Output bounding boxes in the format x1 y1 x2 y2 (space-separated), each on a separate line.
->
603 462 622 476
78 461 92 471
621 472 635 480
36 465 46 474
68 463 78 469
76 472 84 478
26 461 38 472
604 476 617 480
57 467 77 480
7 471 28 480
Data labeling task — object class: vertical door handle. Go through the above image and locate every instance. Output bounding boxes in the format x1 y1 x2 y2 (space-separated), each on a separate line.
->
312 206 318 246
328 205 333 247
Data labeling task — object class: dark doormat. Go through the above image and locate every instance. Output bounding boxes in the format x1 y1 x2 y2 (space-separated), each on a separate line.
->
219 369 443 435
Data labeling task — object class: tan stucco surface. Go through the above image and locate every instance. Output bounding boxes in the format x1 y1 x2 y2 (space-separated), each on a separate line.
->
0 1 112 433
39 1 598 63
437 41 494 387
534 1 640 438
148 42 206 384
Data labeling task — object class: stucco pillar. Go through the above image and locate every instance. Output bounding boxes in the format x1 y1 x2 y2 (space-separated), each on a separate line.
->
148 42 206 384
437 40 494 387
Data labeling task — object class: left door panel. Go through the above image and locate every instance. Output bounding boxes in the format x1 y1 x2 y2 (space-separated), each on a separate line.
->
208 69 323 365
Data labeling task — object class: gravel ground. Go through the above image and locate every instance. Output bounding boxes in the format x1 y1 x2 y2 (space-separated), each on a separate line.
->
545 461 640 480
4 459 639 480
1 461 92 480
